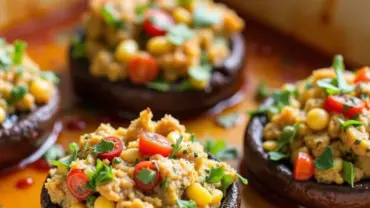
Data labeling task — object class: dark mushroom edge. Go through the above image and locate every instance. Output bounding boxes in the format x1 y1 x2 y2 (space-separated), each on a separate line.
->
41 154 241 208
69 31 246 120
242 98 370 208
0 90 61 173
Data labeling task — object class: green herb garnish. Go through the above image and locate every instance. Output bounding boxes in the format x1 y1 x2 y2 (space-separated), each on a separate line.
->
40 71 59 84
50 142 79 168
237 173 248 185
314 147 334 170
268 151 288 161
86 159 114 191
204 139 238 161
337 118 364 130
147 80 170 92
101 3 124 29
7 85 28 104
0 51 11 71
216 113 241 128
276 125 299 151
13 40 27 65
71 35 86 58
86 195 97 208
160 177 169 189
255 81 272 101
206 166 224 183
166 24 193 46
136 168 157 185
176 199 196 208
343 161 355 187
44 144 64 161
220 175 233 194
113 157 122 165
170 136 183 158
93 139 114 154
193 5 222 27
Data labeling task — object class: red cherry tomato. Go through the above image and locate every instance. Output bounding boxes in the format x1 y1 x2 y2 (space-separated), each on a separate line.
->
324 95 365 118
133 161 160 191
293 152 314 181
139 132 173 157
97 136 124 161
144 9 174 36
354 67 370 84
67 169 92 200
128 55 159 84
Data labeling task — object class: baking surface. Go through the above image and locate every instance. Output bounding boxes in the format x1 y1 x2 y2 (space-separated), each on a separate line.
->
0 8 336 208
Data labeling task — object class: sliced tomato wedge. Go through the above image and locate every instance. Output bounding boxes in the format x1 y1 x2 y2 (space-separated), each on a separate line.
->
128 54 159 84
144 9 174 36
67 169 92 200
293 152 314 181
324 95 365 118
139 132 173 157
133 161 160 191
354 67 370 84
97 136 124 161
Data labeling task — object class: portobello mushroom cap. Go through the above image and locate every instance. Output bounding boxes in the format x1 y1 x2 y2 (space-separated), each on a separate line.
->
242 98 370 208
40 155 241 208
69 30 245 120
0 90 60 173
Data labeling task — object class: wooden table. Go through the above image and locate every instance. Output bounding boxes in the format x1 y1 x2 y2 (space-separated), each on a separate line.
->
0 6 336 208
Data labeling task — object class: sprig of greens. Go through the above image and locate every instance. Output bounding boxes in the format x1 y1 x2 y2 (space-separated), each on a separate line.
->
206 166 224 183
44 144 65 161
40 71 60 84
176 199 196 208
267 124 299 161
204 139 238 161
101 3 124 29
268 151 288 161
255 81 272 101
136 168 157 185
93 139 114 154
13 40 27 65
50 142 79 168
7 85 28 104
86 159 114 191
337 118 364 130
314 147 334 170
343 161 355 187
147 80 171 92
170 136 183 158
71 35 86 58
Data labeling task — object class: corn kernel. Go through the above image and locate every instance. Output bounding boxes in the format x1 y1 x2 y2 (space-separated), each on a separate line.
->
94 196 115 208
186 183 212 207
115 39 138 63
307 108 329 130
172 8 192 25
333 157 343 172
30 79 53 104
262 140 278 151
121 148 142 163
211 189 223 205
0 107 6 123
16 93 35 111
167 131 181 144
147 37 173 56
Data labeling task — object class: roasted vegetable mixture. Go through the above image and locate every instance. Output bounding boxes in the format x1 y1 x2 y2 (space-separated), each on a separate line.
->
0 38 58 123
258 55 370 187
74 0 244 91
46 109 245 208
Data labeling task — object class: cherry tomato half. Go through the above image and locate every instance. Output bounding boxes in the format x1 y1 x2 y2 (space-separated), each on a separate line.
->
133 161 160 191
97 136 124 161
293 152 314 181
354 67 370 84
128 55 159 84
324 95 365 118
144 9 174 36
67 169 92 200
139 132 173 157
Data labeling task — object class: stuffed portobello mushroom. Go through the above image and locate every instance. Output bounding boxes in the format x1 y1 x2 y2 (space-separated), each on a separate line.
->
70 0 245 119
0 38 60 172
243 55 370 208
41 109 244 208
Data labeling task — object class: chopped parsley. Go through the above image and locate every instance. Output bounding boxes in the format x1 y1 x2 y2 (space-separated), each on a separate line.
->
160 177 169 189
166 24 194 46
147 80 171 92
86 159 114 191
50 142 79 168
220 174 233 194
267 124 299 161
13 40 27 65
206 166 224 183
136 168 157 185
176 199 196 208
7 85 28 104
170 136 183 158
343 161 355 188
216 113 242 129
314 147 334 170
255 81 272 101
86 195 97 208
93 139 114 154
204 139 238 161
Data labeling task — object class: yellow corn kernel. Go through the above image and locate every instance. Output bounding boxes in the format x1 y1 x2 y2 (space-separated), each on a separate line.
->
147 37 173 56
307 108 329 131
107 63 123 82
172 8 192 25
167 131 181 144
262 140 278 151
333 157 343 172
16 93 35 111
211 189 224 205
121 148 141 163
115 39 138 63
30 79 53 104
71 202 85 208
186 183 212 207
0 107 6 123
94 196 115 208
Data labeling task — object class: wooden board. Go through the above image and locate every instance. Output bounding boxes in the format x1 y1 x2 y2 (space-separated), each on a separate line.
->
0 7 337 208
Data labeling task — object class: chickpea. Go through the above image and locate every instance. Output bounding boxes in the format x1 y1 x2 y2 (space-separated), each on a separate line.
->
115 39 138 63
0 107 6 123
262 140 278 151
306 108 329 131
147 37 173 56
30 79 53 104
16 93 35 111
172 8 192 25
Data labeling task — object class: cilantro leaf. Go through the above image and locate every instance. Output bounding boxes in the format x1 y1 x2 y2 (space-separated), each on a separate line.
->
40 71 60 84
71 35 86 58
314 147 334 170
268 151 288 161
255 81 272 101
50 142 79 168
94 139 114 154
176 80 195 91
204 139 238 161
206 167 224 183
86 195 97 208
220 174 233 194
276 124 299 151
13 40 27 65
160 177 169 189
317 78 341 95
343 161 355 187
86 159 114 191
147 80 170 92
113 157 122 165
333 55 354 94
137 168 157 185
216 113 241 128
101 3 124 29
337 118 364 130
0 51 11 71
237 173 248 185
44 144 64 161
7 85 28 104
193 5 222 27
166 24 193 46
170 136 183 158
177 199 196 208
